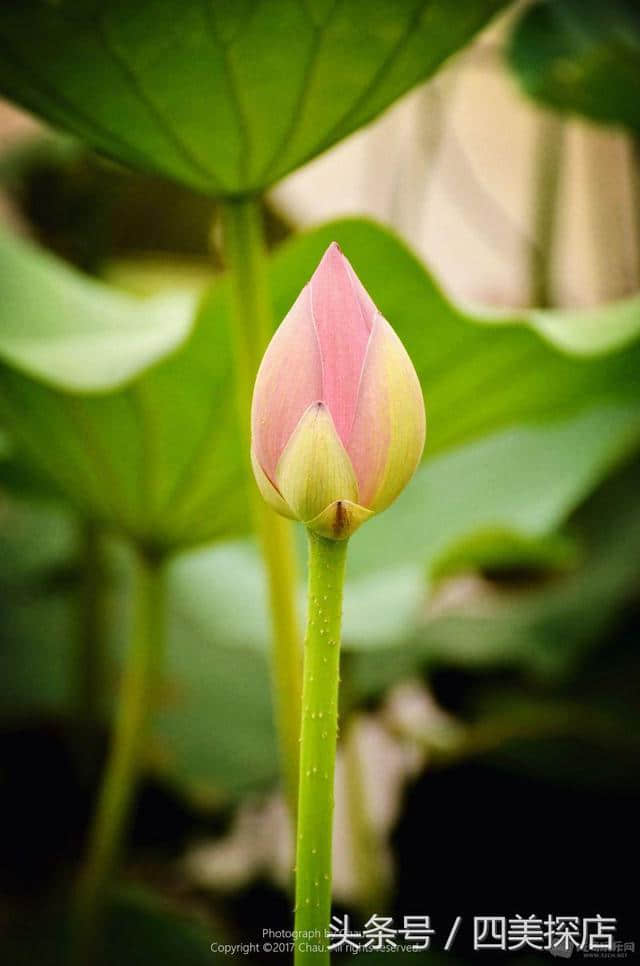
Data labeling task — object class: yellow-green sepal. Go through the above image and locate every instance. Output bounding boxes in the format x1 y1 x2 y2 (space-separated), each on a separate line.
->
251 446 297 519
306 500 373 540
275 402 358 524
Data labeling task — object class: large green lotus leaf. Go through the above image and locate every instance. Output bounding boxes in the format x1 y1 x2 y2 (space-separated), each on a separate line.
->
508 0 640 134
0 0 509 196
0 228 195 391
0 229 249 549
2 217 640 552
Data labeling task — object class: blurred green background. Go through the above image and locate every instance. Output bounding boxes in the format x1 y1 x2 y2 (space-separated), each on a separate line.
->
0 1 639 963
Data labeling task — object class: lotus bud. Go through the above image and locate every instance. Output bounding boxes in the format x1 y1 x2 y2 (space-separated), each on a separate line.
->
250 243 426 539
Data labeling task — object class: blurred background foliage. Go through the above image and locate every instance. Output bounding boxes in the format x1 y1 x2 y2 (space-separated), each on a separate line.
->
0 0 639 962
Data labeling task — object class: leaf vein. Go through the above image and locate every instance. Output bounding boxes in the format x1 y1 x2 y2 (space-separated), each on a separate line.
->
0 33 165 175
200 0 252 187
94 13 226 193
309 0 432 161
257 0 341 185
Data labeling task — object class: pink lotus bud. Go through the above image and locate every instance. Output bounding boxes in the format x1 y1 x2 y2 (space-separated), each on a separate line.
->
251 243 426 539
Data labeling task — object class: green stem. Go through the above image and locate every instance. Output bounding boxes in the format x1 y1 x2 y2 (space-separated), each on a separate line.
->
72 547 166 965
219 197 302 816
530 111 564 308
71 521 110 788
294 531 348 965
75 520 106 730
218 198 272 415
